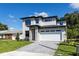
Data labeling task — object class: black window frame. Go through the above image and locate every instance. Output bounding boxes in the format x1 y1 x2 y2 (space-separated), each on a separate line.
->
50 30 55 32
35 18 39 24
56 30 61 32
60 22 63 25
25 19 31 25
43 18 53 22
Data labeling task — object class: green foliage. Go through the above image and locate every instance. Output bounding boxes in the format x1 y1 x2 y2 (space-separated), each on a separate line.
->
16 33 20 41
55 42 76 56
0 40 32 53
63 11 79 39
0 23 8 30
67 28 79 39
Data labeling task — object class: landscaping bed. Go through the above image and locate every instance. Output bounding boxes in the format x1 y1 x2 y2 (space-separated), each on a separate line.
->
0 40 32 53
55 41 78 56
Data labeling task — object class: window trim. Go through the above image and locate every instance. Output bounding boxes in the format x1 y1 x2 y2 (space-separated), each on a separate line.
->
35 18 39 23
43 18 53 22
56 30 61 32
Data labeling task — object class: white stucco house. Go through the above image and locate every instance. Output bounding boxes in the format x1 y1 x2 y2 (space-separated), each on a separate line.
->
0 30 22 40
21 16 67 42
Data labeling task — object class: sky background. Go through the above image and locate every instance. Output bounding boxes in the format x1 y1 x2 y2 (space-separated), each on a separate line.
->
0 3 78 30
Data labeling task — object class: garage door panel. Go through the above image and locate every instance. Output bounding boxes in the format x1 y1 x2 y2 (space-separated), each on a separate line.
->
39 33 61 41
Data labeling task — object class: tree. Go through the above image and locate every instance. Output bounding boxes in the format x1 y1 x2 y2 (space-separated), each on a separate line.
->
0 23 8 30
63 11 79 40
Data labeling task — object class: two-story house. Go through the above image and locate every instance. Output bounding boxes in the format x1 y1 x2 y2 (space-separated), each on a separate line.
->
21 16 67 42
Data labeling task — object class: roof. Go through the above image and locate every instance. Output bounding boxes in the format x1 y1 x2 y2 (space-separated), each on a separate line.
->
20 16 58 20
0 30 22 34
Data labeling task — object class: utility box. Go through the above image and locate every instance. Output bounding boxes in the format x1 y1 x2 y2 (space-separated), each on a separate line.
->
76 44 79 56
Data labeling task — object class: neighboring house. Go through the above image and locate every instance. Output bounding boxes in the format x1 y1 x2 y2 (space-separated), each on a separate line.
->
20 16 67 42
0 30 22 40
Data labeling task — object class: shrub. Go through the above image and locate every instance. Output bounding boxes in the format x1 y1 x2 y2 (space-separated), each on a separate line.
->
16 33 19 41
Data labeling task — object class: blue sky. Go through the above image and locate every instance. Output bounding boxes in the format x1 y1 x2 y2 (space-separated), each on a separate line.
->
0 3 78 30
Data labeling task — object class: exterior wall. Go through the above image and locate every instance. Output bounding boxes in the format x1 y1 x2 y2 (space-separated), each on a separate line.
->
0 34 22 40
12 33 24 40
31 18 66 26
38 32 61 41
39 20 56 26
22 20 26 40
22 17 67 41
31 18 56 26
3 35 5 38
35 27 39 41
0 35 4 39
28 26 67 42
0 36 2 38
0 34 14 40
12 34 16 40
29 30 33 41
31 20 39 25
61 30 67 41
29 27 39 42
19 34 24 39
37 27 66 41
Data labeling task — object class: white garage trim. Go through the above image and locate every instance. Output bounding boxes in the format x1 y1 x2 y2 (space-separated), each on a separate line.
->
38 28 62 41
38 32 62 41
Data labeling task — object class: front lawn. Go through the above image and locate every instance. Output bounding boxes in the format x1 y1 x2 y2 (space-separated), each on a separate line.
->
55 41 77 56
0 40 32 53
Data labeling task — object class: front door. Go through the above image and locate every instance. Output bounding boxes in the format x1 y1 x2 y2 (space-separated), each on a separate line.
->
32 29 35 41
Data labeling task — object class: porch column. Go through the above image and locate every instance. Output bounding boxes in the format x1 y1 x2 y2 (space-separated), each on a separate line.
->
22 20 26 40
29 30 32 41
35 27 38 41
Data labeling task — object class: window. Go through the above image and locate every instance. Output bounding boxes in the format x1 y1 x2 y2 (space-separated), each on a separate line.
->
50 30 55 32
56 30 61 32
40 29 56 32
41 30 45 32
43 18 52 22
60 22 63 25
25 19 31 25
46 30 49 32
35 18 39 23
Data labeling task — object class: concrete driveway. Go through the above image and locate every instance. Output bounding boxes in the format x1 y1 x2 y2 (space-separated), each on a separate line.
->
0 41 59 56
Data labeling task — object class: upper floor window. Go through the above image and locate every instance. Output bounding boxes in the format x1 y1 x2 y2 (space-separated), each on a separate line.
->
35 18 39 24
56 30 61 32
43 18 53 22
60 22 63 25
25 19 31 25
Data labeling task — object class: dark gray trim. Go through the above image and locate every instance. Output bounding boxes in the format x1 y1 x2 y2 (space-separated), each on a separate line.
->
20 16 58 20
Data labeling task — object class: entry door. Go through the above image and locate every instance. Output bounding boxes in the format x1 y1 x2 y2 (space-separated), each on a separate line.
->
32 29 35 41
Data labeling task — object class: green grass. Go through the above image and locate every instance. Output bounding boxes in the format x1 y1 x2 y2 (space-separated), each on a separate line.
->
0 40 32 53
55 41 76 56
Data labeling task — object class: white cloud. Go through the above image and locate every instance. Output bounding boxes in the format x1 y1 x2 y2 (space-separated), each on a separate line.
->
9 27 15 30
34 12 48 17
8 14 19 22
8 14 15 18
70 3 79 9
30 12 48 17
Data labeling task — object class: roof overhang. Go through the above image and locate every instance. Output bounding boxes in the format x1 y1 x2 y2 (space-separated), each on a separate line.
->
27 25 40 27
20 16 58 20
39 25 66 27
0 30 22 35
